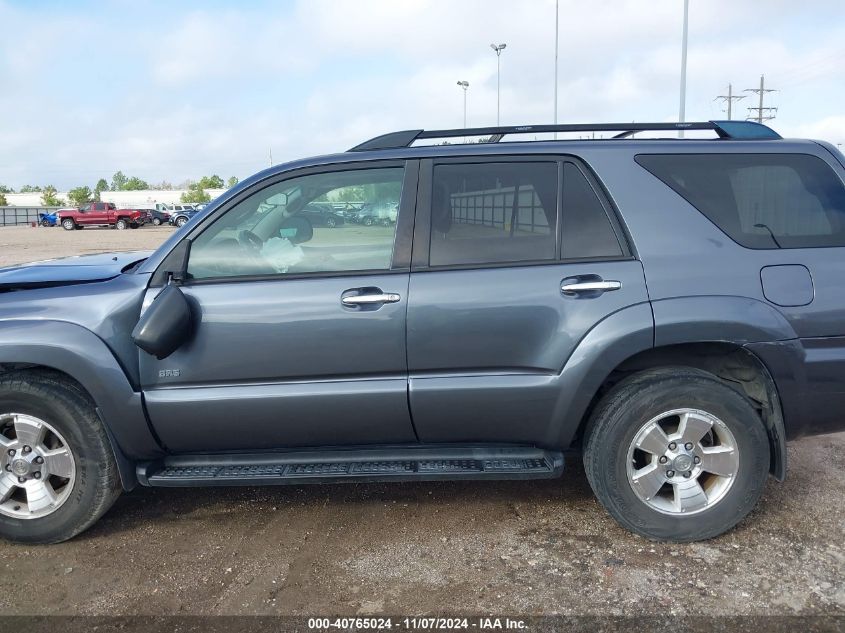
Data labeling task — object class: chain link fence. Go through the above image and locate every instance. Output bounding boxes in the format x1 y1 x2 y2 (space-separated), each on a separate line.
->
0 207 61 226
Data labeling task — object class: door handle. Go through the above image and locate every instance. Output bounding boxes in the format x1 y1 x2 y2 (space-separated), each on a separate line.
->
561 280 622 296
341 293 401 307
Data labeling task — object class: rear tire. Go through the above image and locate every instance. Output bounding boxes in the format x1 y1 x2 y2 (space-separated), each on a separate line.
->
153 218 162 226
0 371 122 544
583 367 770 542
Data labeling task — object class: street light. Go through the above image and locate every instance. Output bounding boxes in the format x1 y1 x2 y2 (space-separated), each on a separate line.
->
457 81 469 128
678 0 689 137
554 0 559 132
490 43 507 125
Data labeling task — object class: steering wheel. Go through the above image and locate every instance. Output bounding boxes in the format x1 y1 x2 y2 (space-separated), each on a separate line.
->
238 229 263 252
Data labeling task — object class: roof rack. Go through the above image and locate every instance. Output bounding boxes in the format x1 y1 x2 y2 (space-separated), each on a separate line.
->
349 120 781 152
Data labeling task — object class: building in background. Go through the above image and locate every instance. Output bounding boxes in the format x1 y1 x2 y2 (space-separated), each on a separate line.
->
2 189 228 208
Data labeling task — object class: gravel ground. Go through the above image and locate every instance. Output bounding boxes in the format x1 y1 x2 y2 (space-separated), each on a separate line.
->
0 224 842 618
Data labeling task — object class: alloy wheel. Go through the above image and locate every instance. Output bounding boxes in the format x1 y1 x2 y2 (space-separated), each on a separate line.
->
626 408 739 515
0 413 76 519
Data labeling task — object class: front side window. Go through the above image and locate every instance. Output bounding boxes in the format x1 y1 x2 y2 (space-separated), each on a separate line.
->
187 167 404 280
429 162 558 266
636 153 845 249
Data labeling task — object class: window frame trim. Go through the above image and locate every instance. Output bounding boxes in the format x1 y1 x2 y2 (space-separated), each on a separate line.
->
151 159 417 287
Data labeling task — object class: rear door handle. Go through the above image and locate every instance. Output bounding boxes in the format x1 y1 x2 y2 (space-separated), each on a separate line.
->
561 280 622 296
341 293 401 307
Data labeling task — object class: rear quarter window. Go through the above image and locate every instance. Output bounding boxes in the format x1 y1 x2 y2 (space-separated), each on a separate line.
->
636 153 845 249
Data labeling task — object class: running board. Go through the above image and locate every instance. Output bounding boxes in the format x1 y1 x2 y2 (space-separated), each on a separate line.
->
137 446 564 487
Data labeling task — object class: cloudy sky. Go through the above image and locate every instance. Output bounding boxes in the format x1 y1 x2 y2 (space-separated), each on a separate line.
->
1 0 843 189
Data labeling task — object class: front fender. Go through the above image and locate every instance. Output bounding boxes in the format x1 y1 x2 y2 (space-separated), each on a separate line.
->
0 320 164 483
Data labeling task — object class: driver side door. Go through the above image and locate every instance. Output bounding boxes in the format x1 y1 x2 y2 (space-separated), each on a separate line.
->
140 161 418 452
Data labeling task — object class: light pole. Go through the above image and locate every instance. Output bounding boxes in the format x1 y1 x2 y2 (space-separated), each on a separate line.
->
457 81 469 128
678 0 689 137
554 0 559 133
490 43 507 125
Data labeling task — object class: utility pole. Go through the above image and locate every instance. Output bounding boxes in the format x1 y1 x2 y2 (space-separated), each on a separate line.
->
678 0 689 137
744 75 777 123
457 81 469 128
714 83 745 120
269 147 273 167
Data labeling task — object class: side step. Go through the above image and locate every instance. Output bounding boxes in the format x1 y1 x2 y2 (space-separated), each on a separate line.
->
137 446 564 487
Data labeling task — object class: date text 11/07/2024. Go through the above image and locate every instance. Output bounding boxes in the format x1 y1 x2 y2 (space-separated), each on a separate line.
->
307 617 528 630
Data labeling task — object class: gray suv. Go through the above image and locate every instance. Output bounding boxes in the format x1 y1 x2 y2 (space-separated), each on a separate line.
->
2 120 844 544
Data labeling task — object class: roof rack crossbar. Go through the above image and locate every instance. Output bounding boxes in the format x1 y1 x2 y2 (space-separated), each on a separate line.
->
348 120 781 151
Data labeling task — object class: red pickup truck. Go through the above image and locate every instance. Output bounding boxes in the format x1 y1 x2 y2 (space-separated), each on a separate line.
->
58 202 147 230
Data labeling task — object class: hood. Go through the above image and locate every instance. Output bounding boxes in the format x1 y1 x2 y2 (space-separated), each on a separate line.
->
0 251 152 290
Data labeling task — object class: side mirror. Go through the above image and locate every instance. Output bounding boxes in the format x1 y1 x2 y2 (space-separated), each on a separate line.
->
131 285 192 359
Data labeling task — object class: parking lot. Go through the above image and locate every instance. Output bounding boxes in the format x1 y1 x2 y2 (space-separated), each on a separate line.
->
0 224 843 618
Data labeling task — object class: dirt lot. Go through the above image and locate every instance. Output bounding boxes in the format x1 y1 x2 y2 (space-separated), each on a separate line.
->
0 224 173 267
0 224 842 619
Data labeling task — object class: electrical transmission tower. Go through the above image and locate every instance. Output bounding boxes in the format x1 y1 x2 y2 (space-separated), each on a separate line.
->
744 75 777 123
714 83 746 120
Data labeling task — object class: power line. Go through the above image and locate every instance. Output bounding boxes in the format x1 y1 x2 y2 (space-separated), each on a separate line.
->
714 83 746 120
744 74 778 123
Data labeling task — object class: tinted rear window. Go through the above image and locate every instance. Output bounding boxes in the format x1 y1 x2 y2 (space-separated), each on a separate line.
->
636 153 845 249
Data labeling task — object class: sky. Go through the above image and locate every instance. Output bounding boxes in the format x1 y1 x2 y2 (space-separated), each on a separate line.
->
1 0 844 190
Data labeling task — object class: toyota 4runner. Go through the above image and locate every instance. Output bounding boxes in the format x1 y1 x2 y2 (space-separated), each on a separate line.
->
2 120 844 544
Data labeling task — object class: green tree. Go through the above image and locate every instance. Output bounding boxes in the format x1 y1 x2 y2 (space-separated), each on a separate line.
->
122 176 150 191
111 171 128 191
180 185 211 204
93 178 109 201
0 185 13 194
41 185 64 207
19 185 42 193
226 176 238 188
0 193 7 206
67 186 93 207
198 175 224 190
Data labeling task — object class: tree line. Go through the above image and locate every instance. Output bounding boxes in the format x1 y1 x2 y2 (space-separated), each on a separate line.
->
0 173 239 207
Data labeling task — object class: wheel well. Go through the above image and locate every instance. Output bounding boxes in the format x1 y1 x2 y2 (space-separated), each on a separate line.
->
577 342 786 479
0 363 138 489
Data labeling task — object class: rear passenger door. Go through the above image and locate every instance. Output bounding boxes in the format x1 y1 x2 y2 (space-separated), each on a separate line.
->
406 157 650 444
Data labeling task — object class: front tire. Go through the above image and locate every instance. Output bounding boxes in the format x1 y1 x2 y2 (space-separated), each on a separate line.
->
0 371 122 544
583 367 770 542
115 218 128 230
175 216 187 227
61 219 75 231
152 218 162 226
